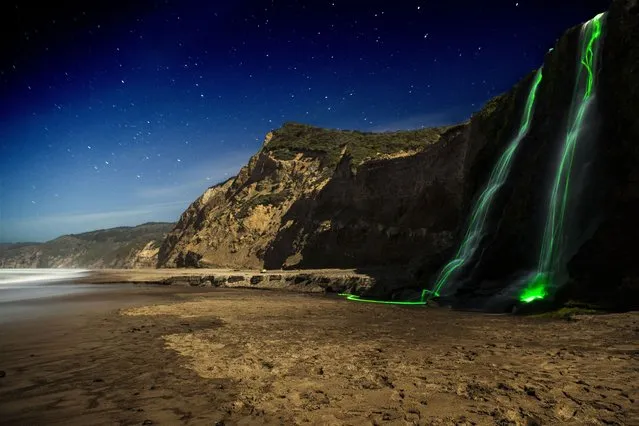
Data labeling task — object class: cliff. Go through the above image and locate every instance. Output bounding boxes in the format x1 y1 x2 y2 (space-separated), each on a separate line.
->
157 123 461 271
157 82 534 278
159 0 638 309
0 222 174 269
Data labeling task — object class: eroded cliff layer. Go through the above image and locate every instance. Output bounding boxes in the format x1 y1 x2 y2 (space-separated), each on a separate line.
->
158 82 534 274
158 123 465 270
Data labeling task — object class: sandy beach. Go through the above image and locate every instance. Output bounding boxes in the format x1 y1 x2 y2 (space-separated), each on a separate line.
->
0 284 637 425
0 285 232 425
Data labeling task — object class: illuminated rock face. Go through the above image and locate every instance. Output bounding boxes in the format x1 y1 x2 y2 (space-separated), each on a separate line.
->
157 122 468 272
159 0 638 309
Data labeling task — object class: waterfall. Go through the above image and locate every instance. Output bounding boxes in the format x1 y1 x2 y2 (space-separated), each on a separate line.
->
520 12 606 304
424 68 544 301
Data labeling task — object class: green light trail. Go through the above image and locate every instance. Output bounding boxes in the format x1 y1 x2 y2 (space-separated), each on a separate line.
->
521 13 605 304
425 68 544 302
338 293 428 305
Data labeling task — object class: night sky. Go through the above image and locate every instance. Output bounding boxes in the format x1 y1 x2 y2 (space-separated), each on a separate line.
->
0 0 610 242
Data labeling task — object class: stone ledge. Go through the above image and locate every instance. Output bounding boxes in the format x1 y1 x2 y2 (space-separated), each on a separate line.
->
157 271 374 294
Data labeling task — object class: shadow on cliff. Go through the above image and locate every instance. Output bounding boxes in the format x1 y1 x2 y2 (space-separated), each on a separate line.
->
262 126 468 289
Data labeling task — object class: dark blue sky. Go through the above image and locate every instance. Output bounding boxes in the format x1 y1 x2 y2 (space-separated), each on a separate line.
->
0 0 610 242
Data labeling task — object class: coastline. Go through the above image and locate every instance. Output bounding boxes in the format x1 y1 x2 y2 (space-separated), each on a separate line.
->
0 286 636 424
0 285 242 425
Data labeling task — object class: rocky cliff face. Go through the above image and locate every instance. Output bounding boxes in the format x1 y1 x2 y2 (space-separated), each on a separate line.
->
0 222 174 269
158 83 535 278
159 0 638 308
158 141 330 269
157 124 465 271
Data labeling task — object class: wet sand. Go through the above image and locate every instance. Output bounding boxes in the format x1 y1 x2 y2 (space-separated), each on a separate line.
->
0 286 236 425
0 288 637 425
0 284 132 324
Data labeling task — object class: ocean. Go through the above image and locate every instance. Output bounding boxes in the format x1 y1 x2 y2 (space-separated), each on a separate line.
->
0 269 95 303
0 269 125 323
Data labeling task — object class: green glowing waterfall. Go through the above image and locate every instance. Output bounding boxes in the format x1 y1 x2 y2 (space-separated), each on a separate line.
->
424 68 544 302
339 70 543 307
521 12 605 304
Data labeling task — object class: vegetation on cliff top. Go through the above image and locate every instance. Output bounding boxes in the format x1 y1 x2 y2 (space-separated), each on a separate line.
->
264 122 445 167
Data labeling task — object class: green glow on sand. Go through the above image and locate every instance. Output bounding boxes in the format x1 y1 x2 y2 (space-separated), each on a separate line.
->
425 68 544 302
519 273 548 303
522 12 605 304
338 293 428 305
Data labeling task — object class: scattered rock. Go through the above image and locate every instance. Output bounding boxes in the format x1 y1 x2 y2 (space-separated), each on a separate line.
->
525 415 542 426
382 411 400 421
378 374 394 389
212 276 227 286
231 400 244 411
404 412 420 423
294 275 311 284
0 370 5 378
497 382 513 391
524 386 539 399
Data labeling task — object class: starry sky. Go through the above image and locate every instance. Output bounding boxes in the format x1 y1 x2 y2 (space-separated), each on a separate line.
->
0 0 610 242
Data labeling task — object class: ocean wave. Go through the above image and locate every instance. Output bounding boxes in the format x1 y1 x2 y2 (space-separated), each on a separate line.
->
0 269 90 286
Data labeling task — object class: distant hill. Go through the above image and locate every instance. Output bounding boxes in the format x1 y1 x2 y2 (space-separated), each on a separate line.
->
0 222 174 269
